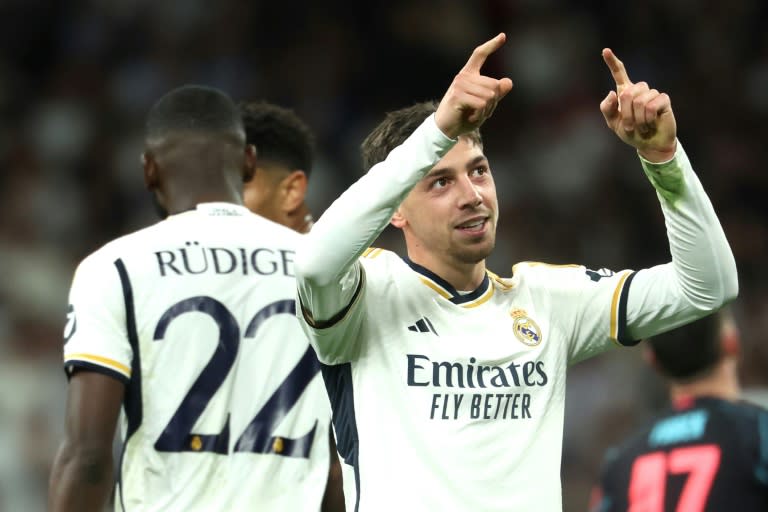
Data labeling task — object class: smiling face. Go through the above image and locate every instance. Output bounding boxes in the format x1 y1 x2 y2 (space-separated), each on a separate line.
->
392 137 498 280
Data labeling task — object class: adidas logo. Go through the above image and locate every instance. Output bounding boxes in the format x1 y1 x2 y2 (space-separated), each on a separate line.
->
407 317 439 336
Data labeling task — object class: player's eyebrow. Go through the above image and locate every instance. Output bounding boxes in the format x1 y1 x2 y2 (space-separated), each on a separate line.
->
427 155 487 178
425 167 453 179
464 155 487 169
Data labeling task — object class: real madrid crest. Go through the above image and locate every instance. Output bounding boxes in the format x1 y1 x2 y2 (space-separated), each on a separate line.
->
510 308 542 347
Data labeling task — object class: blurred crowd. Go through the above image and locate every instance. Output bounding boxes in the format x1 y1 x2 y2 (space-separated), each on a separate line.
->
1 0 766 510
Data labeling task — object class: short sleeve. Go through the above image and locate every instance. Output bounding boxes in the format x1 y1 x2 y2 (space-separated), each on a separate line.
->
63 254 133 383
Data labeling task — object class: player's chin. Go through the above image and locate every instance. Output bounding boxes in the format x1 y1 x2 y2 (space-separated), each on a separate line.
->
453 238 495 264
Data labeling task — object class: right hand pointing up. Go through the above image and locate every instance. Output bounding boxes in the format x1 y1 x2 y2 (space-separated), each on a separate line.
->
435 33 514 139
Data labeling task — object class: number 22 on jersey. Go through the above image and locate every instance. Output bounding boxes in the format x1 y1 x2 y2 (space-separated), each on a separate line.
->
152 296 320 458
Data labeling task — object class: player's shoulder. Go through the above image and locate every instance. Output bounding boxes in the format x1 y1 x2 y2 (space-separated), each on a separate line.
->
710 398 768 425
73 229 147 279
73 230 143 285
355 247 412 288
600 414 660 469
511 261 630 288
511 261 588 284
177 207 304 246
359 247 406 269
512 261 585 274
360 246 392 260
140 208 303 250
245 212 303 241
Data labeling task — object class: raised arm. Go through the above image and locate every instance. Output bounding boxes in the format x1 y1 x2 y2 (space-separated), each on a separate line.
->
295 34 513 322
599 49 738 340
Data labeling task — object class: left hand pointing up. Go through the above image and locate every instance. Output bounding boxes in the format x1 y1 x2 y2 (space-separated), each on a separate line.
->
600 48 677 163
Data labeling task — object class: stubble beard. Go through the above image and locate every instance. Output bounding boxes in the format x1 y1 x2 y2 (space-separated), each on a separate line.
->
452 237 495 265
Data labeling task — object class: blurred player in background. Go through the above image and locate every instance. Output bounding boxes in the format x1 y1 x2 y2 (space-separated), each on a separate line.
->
293 34 738 511
49 85 338 511
241 101 316 234
240 99 345 510
591 308 768 511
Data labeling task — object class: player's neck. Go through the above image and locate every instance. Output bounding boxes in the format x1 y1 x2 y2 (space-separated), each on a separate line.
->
407 250 487 291
163 184 244 216
285 203 314 234
669 359 741 403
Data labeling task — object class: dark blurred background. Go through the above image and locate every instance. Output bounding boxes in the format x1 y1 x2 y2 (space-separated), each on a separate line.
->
1 0 767 510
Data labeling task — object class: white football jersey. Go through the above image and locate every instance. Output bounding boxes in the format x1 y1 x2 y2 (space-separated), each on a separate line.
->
300 249 638 511
294 113 736 512
63 203 331 512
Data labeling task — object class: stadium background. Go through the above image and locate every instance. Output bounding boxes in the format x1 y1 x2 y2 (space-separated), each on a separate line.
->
1 0 766 509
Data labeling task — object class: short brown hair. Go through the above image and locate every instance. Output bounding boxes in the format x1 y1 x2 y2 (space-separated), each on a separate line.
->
360 101 483 172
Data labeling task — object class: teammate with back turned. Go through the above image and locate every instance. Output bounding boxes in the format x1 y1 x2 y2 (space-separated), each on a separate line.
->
240 98 345 510
293 34 738 511
49 85 338 511
591 309 768 511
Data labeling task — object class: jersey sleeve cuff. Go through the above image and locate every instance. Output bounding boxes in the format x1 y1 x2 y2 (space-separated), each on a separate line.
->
300 265 365 330
64 353 131 381
611 271 641 346
64 360 130 384
639 140 686 204
426 113 459 145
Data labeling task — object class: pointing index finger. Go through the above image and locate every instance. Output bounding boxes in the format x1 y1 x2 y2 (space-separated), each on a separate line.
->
602 48 632 89
462 33 507 74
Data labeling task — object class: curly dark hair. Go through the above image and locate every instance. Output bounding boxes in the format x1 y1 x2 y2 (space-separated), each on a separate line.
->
240 101 315 176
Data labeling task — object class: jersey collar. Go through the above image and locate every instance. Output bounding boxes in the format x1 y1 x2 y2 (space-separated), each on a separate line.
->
195 202 250 216
402 256 493 308
672 395 725 411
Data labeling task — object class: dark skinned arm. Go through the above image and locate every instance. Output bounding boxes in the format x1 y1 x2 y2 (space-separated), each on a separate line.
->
49 370 125 512
321 429 346 512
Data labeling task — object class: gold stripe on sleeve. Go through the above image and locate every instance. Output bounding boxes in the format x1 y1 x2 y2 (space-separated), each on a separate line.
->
609 272 631 340
65 353 132 377
362 247 384 259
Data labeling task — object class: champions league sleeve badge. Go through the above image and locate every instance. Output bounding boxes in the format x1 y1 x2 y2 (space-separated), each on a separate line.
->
510 308 542 347
64 304 77 344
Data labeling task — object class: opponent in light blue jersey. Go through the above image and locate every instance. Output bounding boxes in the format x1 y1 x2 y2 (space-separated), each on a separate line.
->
295 35 737 511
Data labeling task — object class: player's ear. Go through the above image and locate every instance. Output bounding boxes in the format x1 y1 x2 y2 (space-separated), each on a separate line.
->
720 327 741 357
243 144 257 183
142 151 159 190
391 208 407 229
279 170 307 213
718 308 740 357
